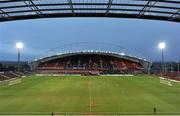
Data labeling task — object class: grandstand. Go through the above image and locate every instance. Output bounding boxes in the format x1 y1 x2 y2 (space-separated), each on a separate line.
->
30 51 151 75
0 61 31 81
0 61 30 71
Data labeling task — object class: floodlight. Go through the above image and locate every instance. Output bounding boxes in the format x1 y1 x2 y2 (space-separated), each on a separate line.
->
16 42 24 49
120 53 125 56
16 42 23 71
158 42 166 77
159 42 166 49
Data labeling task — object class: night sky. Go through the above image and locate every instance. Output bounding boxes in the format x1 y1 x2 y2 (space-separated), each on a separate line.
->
0 18 179 61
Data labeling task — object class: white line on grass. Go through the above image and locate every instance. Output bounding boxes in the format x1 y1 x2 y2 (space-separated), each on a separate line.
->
88 77 92 113
1 112 180 115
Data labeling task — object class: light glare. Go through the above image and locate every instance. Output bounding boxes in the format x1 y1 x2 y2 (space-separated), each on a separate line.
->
16 42 23 49
159 42 166 49
121 53 125 56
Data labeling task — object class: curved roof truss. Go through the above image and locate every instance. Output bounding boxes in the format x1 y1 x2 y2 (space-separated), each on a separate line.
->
0 0 179 22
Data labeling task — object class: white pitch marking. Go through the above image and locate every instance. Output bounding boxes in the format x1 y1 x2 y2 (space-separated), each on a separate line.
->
88 78 92 113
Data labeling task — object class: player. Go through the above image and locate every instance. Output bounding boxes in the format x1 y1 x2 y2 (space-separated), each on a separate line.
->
153 107 156 114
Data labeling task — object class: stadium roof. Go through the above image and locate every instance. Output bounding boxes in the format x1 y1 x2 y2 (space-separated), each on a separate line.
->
32 50 149 63
0 0 179 22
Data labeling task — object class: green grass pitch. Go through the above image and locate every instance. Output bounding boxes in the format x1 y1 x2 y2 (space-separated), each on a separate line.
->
0 75 180 115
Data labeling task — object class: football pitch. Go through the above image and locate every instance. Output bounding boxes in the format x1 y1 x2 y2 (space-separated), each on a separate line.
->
0 75 180 115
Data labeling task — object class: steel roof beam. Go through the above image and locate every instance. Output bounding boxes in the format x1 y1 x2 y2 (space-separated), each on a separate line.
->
169 9 180 20
1 0 180 4
135 0 180 4
0 8 175 15
105 0 113 16
0 3 178 11
67 0 75 15
0 0 36 3
0 0 179 22
138 0 158 16
0 9 11 19
0 13 179 22
23 0 43 17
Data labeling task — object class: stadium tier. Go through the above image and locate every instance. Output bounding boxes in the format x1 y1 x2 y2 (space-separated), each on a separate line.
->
30 51 150 75
0 61 31 81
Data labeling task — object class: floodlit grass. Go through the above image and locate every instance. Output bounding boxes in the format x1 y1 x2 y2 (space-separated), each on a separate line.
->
0 75 180 115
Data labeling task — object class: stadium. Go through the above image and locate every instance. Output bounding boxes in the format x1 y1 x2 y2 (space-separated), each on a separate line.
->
0 0 180 115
